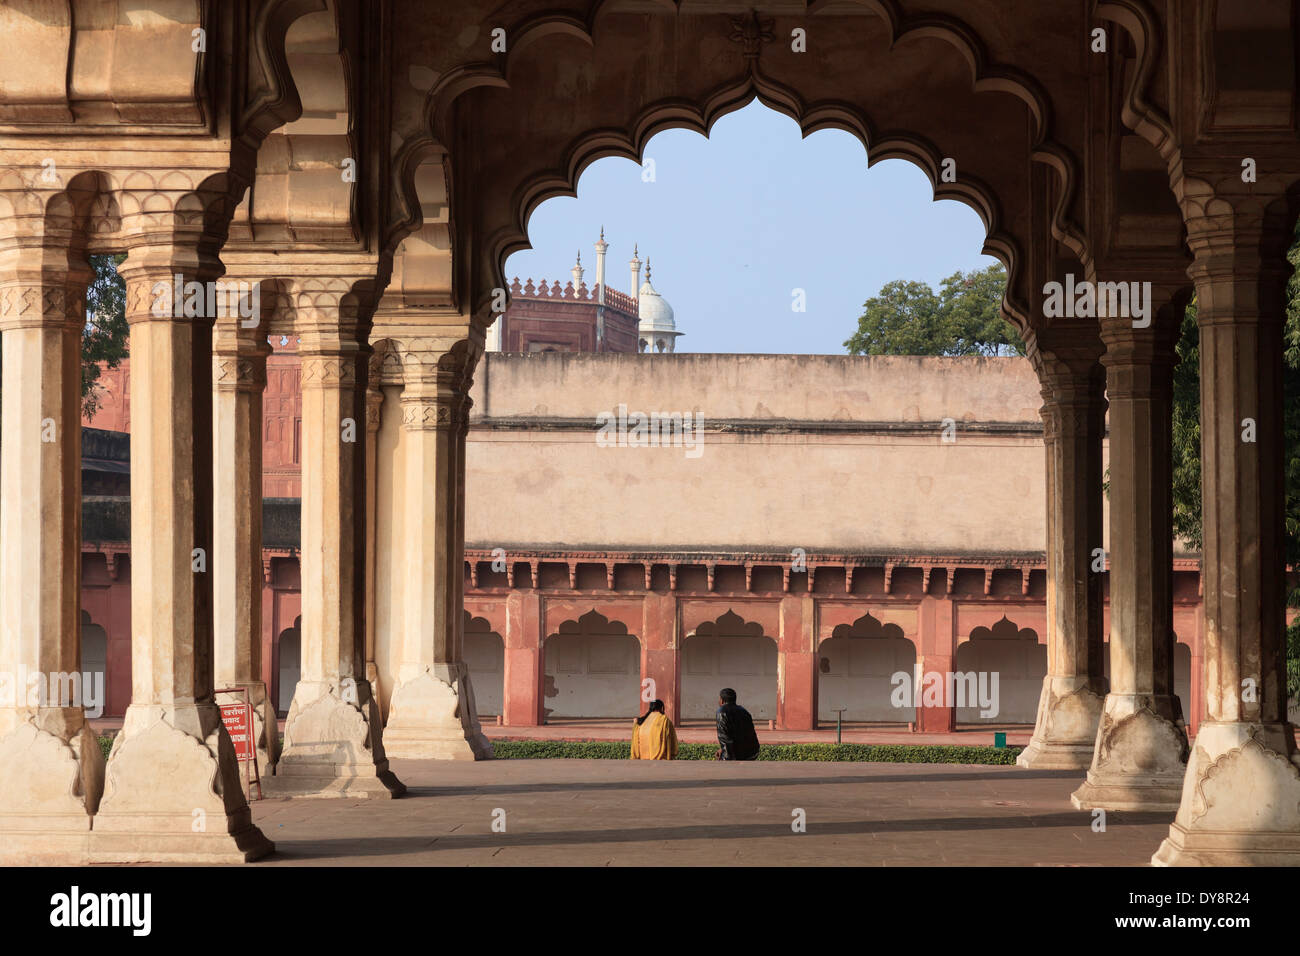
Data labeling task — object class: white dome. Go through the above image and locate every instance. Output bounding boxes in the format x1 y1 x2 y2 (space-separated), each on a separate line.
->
638 278 676 333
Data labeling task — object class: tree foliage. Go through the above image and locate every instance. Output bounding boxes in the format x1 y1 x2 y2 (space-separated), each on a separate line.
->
81 253 130 419
844 264 1024 357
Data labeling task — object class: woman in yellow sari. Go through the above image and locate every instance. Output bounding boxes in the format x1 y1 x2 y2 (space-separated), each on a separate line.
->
629 699 678 760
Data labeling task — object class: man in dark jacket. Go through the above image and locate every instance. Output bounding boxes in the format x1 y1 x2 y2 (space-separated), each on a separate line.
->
715 687 760 760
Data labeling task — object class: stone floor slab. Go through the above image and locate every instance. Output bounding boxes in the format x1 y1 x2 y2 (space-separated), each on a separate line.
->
235 758 1173 866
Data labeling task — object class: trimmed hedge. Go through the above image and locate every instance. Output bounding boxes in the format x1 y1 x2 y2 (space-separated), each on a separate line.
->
94 735 1023 764
489 739 1023 764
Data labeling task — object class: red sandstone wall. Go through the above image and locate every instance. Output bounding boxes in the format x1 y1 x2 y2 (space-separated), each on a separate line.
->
83 337 303 497
502 282 639 353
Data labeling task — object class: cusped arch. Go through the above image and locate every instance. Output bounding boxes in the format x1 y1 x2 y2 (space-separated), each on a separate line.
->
818 610 916 723
233 0 359 243
1093 0 1178 160
954 615 1044 723
485 89 1024 322
404 0 1091 321
686 608 767 641
827 611 907 645
543 608 641 719
549 607 637 641
682 608 778 720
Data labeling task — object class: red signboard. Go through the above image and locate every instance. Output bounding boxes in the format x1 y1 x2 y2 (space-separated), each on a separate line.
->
215 687 262 800
219 700 252 760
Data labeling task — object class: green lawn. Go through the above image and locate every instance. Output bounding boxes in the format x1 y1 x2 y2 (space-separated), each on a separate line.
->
95 736 1022 764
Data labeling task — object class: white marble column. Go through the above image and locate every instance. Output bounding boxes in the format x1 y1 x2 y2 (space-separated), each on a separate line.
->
1154 173 1300 864
1073 305 1189 811
1019 341 1108 769
363 352 384 696
91 244 272 862
383 339 492 759
272 307 404 796
0 232 105 863
212 324 277 782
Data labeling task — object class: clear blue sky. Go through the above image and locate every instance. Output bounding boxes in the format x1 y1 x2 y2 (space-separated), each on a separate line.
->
504 101 998 355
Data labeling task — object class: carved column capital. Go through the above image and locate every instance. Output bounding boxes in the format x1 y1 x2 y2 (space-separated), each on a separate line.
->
0 281 84 332
299 353 363 388
212 354 268 390
399 395 465 431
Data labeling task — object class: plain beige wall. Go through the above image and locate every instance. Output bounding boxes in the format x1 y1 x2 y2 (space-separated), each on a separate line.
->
469 353 1045 423
464 353 1055 554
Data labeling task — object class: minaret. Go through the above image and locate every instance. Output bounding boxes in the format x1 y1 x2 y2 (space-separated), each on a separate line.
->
594 227 608 305
594 228 608 349
571 251 584 291
629 243 641 300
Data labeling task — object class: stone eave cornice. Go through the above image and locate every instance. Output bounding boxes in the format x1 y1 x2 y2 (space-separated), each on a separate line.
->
468 417 1046 437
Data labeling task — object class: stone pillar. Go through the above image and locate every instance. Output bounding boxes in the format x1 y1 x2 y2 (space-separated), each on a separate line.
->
91 247 272 862
503 589 542 726
1020 347 1108 768
1154 175 1300 865
363 354 384 695
641 591 679 722
777 594 816 730
212 325 277 782
1073 308 1189 811
0 231 105 864
273 320 404 796
382 339 492 759
916 595 955 733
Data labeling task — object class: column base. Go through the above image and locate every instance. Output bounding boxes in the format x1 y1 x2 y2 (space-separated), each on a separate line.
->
89 704 273 864
1152 720 1300 866
0 720 104 864
1017 677 1106 770
269 679 405 798
1070 693 1188 811
383 664 494 760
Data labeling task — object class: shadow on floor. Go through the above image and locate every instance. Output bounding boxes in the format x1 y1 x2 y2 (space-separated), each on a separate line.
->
397 765 1084 798
259 809 1174 861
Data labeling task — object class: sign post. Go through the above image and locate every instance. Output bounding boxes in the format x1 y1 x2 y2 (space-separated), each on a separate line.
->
215 686 262 800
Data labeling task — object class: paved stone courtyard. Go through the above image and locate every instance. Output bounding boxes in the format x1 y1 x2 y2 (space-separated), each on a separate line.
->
246 759 1173 866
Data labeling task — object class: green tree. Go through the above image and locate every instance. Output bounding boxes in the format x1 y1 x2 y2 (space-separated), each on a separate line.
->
80 253 129 419
843 278 942 355
937 264 1025 356
844 264 1024 357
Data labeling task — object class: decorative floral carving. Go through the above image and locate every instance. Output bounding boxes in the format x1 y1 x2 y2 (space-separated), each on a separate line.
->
728 11 775 60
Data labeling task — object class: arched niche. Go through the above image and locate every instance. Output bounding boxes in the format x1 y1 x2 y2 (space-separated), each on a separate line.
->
818 612 916 723
79 608 109 720
276 615 302 716
463 610 504 718
682 609 777 721
542 610 640 719
954 616 1044 723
